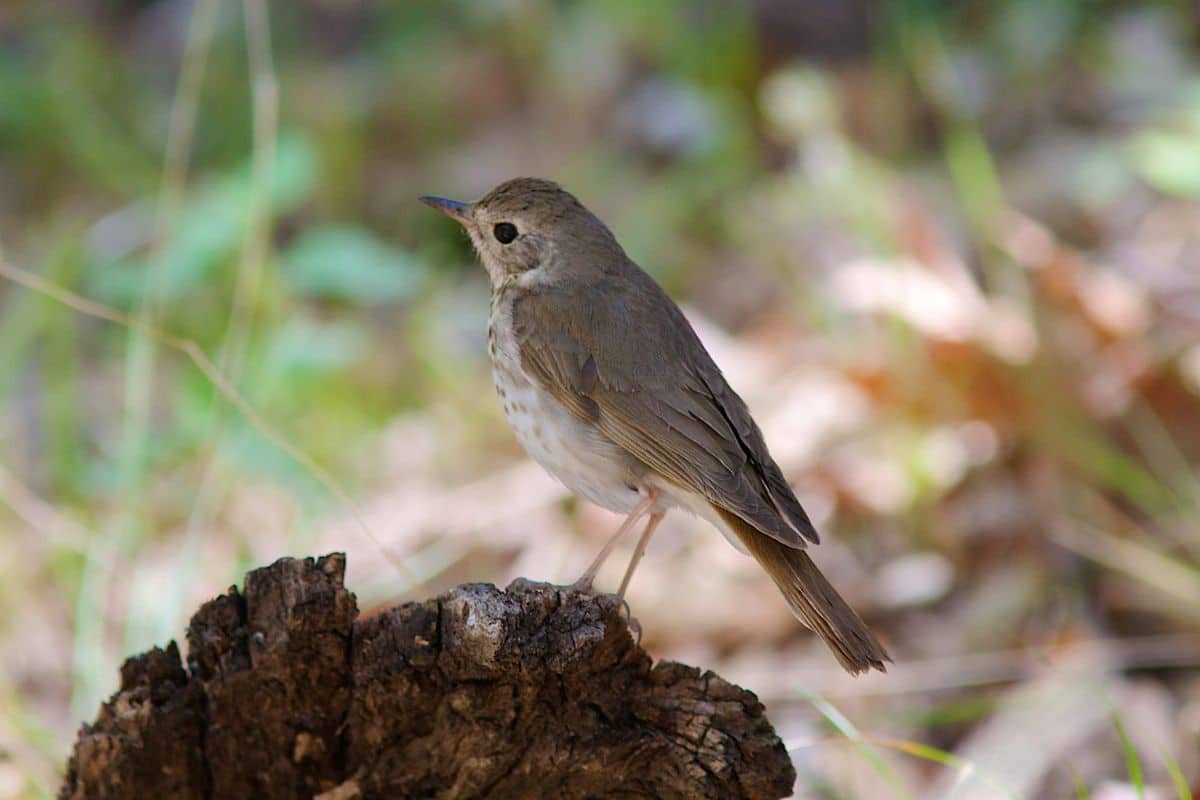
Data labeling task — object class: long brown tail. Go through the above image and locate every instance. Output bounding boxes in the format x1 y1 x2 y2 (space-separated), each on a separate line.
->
721 510 890 674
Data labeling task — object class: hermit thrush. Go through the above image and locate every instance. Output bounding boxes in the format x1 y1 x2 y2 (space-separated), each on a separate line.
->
421 178 889 674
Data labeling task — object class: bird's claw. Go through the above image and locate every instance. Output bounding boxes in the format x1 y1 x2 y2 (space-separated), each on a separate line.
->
618 596 642 645
568 575 596 594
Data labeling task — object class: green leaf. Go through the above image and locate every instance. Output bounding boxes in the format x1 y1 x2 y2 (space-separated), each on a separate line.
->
1129 130 1200 198
285 225 427 303
84 132 318 306
265 316 367 374
218 131 318 212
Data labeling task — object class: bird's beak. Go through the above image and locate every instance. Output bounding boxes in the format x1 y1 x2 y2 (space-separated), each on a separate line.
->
420 195 472 225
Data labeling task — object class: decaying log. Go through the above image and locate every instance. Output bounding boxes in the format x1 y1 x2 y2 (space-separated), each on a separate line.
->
60 553 796 799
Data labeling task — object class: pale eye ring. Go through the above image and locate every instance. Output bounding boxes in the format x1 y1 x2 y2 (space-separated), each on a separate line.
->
493 222 518 244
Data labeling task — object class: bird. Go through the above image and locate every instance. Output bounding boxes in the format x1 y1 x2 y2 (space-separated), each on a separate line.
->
421 178 889 674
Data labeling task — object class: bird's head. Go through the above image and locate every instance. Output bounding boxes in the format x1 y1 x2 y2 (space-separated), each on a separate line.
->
421 177 621 289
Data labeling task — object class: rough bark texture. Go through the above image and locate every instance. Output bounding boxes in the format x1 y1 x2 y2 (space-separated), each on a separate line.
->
60 554 796 799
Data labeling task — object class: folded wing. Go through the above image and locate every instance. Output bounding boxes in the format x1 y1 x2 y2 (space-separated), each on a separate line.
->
512 267 818 550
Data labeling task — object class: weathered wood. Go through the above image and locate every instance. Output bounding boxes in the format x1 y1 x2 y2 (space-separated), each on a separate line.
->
61 554 796 799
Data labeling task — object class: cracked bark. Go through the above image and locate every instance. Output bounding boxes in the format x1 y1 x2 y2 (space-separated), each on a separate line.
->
60 553 796 799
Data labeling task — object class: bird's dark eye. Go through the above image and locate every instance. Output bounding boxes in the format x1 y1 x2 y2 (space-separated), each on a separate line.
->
493 222 518 244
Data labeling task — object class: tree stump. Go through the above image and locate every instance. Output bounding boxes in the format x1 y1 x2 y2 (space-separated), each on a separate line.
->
60 553 797 799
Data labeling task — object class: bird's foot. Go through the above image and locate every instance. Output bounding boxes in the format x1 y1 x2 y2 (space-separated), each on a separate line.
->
559 578 642 643
568 573 597 594
618 597 643 645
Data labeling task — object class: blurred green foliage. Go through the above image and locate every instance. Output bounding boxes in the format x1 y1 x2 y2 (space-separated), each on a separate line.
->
1 1 1199 798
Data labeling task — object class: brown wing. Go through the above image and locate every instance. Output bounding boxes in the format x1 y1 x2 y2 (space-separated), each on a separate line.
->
511 266 819 550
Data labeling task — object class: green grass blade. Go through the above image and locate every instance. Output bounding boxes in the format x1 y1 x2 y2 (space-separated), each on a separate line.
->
802 692 913 800
1071 766 1090 799
1112 713 1145 800
1160 747 1192 800
868 737 1020 800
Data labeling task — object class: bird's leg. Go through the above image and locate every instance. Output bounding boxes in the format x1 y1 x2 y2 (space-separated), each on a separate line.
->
617 512 663 599
572 489 658 593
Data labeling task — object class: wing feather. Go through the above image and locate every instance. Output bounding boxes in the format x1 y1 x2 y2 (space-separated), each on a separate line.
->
511 268 818 549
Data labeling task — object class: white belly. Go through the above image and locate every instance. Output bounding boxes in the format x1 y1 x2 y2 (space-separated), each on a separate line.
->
488 308 643 515
485 291 749 554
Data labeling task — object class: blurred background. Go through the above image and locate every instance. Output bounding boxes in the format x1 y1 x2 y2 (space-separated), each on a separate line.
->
2 0 1199 797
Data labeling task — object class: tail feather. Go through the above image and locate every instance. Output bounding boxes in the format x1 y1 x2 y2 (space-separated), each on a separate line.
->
721 510 890 674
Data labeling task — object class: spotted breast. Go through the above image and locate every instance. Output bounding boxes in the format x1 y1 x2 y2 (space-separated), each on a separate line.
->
487 286 648 515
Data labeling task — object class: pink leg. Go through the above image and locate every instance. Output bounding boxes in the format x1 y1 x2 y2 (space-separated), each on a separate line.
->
617 512 663 599
573 490 658 592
